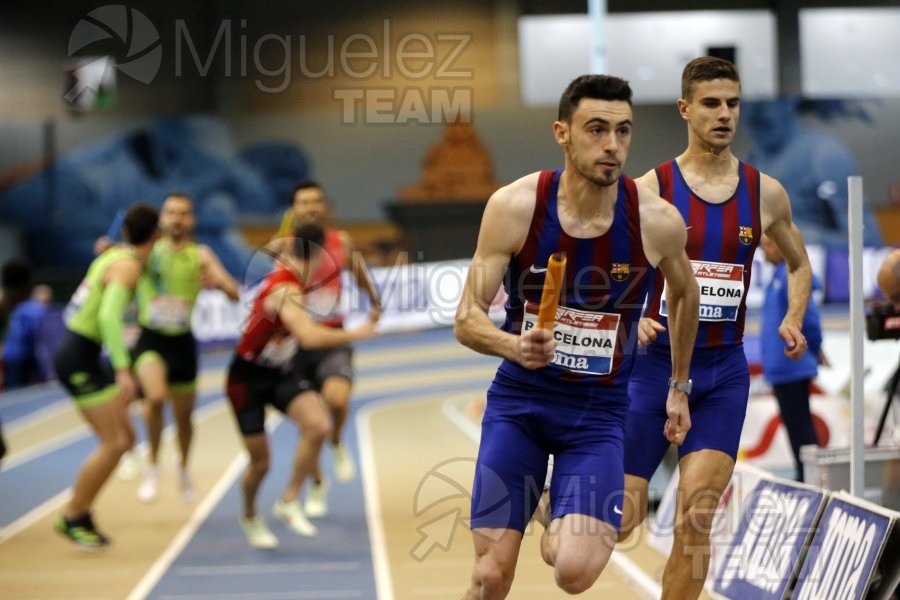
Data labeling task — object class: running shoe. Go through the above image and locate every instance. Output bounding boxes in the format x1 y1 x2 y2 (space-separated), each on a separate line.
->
137 465 159 503
179 468 196 504
240 516 279 549
304 480 329 518
273 499 318 537
332 443 356 483
55 513 110 550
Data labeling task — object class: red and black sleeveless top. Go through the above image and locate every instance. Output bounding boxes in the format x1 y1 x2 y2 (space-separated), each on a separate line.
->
235 264 304 368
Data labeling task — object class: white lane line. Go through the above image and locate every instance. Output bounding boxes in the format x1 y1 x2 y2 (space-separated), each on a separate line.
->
125 453 248 600
5 401 74 434
439 395 481 443
440 394 662 600
0 398 229 546
355 390 491 600
1 428 91 471
355 403 394 600
0 488 72 544
0 382 63 409
1 395 224 471
126 413 285 600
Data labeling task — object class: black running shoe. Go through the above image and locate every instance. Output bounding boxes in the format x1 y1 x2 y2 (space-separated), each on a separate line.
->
55 513 110 550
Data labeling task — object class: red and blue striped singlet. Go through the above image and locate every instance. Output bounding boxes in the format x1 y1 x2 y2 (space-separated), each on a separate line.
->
646 159 762 348
497 169 652 387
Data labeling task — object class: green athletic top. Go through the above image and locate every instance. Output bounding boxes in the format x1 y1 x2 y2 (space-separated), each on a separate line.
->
65 246 139 370
136 241 202 335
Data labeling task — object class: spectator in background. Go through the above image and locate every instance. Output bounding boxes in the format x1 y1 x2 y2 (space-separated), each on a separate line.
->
743 97 883 247
3 284 53 388
760 232 829 481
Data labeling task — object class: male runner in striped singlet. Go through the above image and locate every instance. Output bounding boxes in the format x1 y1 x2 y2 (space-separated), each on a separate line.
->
618 57 813 600
129 194 240 504
275 181 382 517
53 203 159 549
225 223 377 549
455 74 699 598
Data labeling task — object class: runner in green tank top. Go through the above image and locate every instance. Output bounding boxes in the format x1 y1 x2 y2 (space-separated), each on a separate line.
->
136 241 203 335
121 194 239 504
53 203 159 549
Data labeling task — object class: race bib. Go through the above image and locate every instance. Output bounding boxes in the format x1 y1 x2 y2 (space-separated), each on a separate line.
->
257 334 298 368
523 302 619 375
303 287 341 323
661 260 745 322
63 280 91 324
148 295 192 329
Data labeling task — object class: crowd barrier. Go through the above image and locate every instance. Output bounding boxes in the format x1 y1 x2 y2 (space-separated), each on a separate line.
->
647 461 900 599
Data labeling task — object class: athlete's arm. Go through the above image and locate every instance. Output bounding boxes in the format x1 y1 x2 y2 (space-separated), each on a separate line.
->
639 187 699 445
761 175 812 359
198 244 240 301
339 230 383 322
633 170 667 345
454 173 555 369
265 282 376 350
100 257 142 403
93 236 114 256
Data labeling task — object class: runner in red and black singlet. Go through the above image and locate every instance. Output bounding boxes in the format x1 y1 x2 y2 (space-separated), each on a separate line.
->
224 223 377 549
275 182 383 517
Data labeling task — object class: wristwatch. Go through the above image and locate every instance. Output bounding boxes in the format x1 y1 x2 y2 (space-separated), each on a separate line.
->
668 377 693 395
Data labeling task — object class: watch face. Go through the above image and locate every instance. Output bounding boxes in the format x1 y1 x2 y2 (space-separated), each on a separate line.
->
669 378 691 394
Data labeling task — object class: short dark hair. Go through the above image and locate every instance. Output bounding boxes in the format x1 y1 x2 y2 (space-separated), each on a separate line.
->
123 203 159 245
681 56 740 100
293 222 325 261
290 180 323 204
558 75 633 122
2 259 31 289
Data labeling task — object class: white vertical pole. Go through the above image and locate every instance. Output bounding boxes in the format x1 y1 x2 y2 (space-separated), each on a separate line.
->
848 176 865 497
588 0 607 75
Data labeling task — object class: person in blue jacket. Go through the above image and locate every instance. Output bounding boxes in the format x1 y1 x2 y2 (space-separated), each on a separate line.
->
3 284 53 388
760 232 829 481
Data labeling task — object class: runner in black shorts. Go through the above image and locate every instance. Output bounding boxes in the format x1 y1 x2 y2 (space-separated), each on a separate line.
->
225 223 377 549
99 194 238 504
53 203 159 550
277 182 382 518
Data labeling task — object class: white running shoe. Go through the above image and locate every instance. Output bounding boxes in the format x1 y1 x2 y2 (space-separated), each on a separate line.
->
179 468 196 504
116 451 141 481
304 480 329 518
332 443 356 483
240 516 279 549
137 466 160 503
273 500 318 537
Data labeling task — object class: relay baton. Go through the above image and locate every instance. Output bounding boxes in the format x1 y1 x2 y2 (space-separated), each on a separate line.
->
277 208 295 238
105 209 126 241
536 252 566 330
